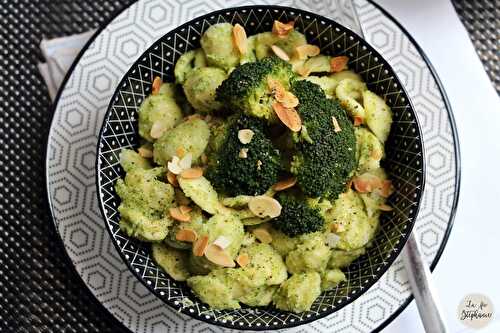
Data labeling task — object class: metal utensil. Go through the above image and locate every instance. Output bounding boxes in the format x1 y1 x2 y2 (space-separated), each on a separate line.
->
339 1 448 331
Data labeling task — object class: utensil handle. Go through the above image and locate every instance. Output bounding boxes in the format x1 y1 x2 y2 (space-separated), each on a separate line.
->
403 235 448 333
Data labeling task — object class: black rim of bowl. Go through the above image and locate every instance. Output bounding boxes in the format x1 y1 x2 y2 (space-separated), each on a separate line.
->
95 4 426 330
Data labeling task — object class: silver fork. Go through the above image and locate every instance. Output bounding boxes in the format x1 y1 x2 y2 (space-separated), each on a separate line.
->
339 1 448 331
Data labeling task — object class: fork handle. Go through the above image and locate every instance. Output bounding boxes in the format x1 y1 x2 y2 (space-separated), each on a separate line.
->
403 235 448 333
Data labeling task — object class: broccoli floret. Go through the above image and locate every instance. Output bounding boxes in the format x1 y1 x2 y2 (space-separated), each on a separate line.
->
290 80 357 199
206 114 281 196
216 56 295 122
272 193 325 236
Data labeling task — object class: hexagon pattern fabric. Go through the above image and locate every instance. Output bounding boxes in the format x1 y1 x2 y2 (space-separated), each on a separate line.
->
46 0 459 332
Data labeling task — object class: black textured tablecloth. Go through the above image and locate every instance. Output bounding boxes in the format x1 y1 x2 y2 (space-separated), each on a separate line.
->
0 1 496 332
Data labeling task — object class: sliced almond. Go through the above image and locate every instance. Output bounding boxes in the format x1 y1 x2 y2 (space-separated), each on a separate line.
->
180 167 203 179
166 171 179 187
238 129 255 144
256 159 262 170
233 23 248 55
152 76 162 95
193 235 209 256
169 207 191 222
178 152 192 170
138 146 153 158
353 115 363 126
213 236 232 250
267 77 286 98
294 44 320 60
330 223 346 233
331 116 342 133
252 228 273 244
379 203 393 211
236 253 250 267
167 156 182 175
271 45 290 61
176 146 186 158
276 91 299 108
239 148 249 159
377 180 394 198
272 20 294 37
272 102 302 132
353 173 383 194
272 177 297 191
248 196 282 218
296 64 311 77
179 205 192 215
330 56 349 72
204 244 235 267
150 121 167 139
175 228 197 242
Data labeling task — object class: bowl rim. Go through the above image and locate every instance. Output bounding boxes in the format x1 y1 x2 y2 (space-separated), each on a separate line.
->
95 4 426 330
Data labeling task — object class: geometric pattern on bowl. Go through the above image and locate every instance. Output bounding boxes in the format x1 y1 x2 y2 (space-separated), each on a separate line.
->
96 5 424 330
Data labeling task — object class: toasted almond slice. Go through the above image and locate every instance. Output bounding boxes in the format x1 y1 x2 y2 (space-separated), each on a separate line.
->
178 152 193 170
276 91 299 108
353 115 363 126
252 228 273 244
294 44 320 60
193 235 209 256
256 159 263 170
331 223 346 233
239 148 248 159
238 129 255 144
138 146 153 158
175 228 197 242
152 76 162 95
271 45 290 61
167 156 182 175
180 167 203 179
186 114 202 121
330 56 349 72
379 203 393 211
236 253 250 267
273 177 297 191
150 121 167 139
169 207 191 222
176 146 186 158
213 236 232 250
179 205 192 215
352 173 382 193
296 64 311 77
272 102 302 132
331 116 342 133
272 20 294 37
267 77 286 98
166 171 179 187
233 23 248 55
248 196 282 218
205 244 235 267
377 180 394 198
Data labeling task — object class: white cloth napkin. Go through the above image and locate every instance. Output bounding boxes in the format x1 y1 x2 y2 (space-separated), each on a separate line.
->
38 30 95 100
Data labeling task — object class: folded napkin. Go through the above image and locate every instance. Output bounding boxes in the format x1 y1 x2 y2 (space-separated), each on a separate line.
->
38 30 95 100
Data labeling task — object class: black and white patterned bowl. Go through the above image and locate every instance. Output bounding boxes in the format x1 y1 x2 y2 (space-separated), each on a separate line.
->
96 5 425 330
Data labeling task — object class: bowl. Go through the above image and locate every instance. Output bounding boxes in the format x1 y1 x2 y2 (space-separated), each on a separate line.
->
96 5 424 330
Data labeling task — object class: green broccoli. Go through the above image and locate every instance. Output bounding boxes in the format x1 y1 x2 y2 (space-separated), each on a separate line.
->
205 114 281 196
272 193 325 236
215 56 295 122
290 80 356 199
